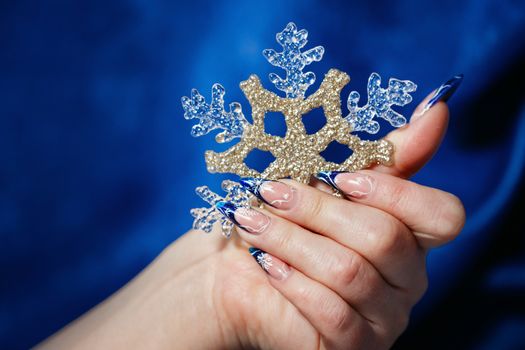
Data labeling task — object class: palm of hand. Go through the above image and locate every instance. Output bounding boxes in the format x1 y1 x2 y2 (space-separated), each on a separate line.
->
212 243 321 349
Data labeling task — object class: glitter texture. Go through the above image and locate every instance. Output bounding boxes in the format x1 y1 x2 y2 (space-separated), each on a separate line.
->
182 83 247 143
184 22 417 237
205 69 394 183
263 22 324 98
345 72 417 134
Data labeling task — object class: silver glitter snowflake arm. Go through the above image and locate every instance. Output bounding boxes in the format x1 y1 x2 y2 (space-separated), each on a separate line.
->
181 83 249 143
263 22 325 99
190 180 253 237
345 73 417 134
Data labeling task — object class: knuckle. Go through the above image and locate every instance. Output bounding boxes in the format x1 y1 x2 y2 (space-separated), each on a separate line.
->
369 216 407 257
331 251 362 287
377 232 401 258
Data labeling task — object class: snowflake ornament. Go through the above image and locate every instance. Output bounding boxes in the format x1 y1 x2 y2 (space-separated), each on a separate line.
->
183 22 418 237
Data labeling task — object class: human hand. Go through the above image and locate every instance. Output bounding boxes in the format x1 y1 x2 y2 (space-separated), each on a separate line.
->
38 92 465 350
204 93 464 349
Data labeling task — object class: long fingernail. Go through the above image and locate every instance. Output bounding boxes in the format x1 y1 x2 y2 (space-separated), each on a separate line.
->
216 201 270 234
413 74 463 119
316 171 374 198
240 178 296 210
249 247 291 280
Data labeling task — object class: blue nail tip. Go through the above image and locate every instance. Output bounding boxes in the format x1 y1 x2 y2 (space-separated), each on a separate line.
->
315 171 343 189
239 177 260 192
426 74 464 109
249 247 268 269
215 201 240 226
249 247 263 255
239 177 268 202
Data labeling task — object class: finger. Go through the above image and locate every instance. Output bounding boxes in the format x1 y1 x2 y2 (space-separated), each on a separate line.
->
316 170 465 249
237 179 427 291
247 248 383 349
219 202 414 328
371 87 451 179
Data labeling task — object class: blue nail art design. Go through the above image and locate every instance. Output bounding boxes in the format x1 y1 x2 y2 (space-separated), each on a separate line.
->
216 201 241 226
239 177 268 202
249 247 273 272
315 171 344 190
424 74 464 111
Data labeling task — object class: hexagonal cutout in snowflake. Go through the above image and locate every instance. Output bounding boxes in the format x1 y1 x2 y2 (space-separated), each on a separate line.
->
204 69 394 183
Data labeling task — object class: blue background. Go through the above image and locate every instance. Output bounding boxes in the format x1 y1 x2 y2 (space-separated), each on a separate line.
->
1 0 525 348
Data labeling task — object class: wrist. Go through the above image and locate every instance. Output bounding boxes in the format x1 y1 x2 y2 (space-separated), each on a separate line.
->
150 231 243 349
38 231 240 350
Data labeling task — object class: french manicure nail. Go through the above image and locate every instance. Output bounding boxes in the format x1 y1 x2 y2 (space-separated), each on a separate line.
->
216 201 270 234
316 171 374 198
240 178 296 210
249 247 291 280
335 173 374 198
414 74 464 119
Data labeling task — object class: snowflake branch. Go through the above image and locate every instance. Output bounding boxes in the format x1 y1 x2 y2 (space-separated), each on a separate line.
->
182 83 249 143
263 22 324 98
345 73 417 134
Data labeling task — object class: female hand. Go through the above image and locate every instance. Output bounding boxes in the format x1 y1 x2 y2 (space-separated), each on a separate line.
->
38 95 465 350
223 166 464 349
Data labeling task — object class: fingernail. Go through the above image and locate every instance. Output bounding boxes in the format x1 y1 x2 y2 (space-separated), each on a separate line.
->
249 247 291 280
216 201 270 234
240 178 296 210
412 74 463 120
315 171 344 189
316 171 374 198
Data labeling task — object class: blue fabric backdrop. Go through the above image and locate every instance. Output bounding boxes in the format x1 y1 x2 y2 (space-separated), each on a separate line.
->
1 1 525 348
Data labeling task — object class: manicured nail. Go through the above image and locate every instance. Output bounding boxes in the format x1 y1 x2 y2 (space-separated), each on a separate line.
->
315 171 344 189
316 171 374 198
414 74 463 119
240 178 296 210
249 247 291 280
216 201 270 234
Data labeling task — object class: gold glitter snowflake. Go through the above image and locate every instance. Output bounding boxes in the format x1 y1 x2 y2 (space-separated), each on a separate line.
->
204 69 393 183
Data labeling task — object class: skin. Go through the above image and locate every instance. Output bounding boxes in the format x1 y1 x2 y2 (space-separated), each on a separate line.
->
37 94 465 350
